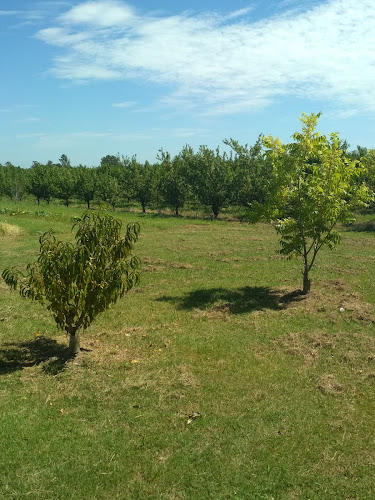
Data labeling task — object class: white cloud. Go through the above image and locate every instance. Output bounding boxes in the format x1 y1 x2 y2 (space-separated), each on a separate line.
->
59 0 135 27
35 0 375 115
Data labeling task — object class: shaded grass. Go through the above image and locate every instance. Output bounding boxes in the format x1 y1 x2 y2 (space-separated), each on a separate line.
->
1 202 375 499
0 336 71 375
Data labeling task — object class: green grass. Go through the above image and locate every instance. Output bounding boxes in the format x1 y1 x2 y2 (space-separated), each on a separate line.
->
1 200 375 499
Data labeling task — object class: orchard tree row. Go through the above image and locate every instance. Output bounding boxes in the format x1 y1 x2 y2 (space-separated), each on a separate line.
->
2 113 374 353
1 133 375 217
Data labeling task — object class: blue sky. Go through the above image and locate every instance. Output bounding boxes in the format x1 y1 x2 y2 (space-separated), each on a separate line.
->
1 0 375 167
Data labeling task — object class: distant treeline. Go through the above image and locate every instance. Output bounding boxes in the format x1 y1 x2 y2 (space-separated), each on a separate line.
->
0 141 374 216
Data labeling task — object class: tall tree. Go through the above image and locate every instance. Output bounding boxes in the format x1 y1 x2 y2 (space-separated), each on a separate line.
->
59 154 71 167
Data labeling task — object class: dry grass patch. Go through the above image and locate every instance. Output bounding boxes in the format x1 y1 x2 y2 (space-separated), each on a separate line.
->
277 329 375 372
117 326 145 336
169 262 194 269
278 331 336 363
193 302 232 320
317 374 344 395
276 280 375 323
143 264 165 272
178 363 199 388
0 222 23 237
339 293 375 322
141 256 167 265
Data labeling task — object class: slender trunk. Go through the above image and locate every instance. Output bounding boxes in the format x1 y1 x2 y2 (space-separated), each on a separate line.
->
87 200 90 209
142 203 146 213
68 332 80 356
302 262 311 294
175 206 179 216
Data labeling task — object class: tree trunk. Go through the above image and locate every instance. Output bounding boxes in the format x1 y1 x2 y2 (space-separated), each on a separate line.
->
87 200 90 209
175 207 179 216
68 332 80 356
302 266 311 294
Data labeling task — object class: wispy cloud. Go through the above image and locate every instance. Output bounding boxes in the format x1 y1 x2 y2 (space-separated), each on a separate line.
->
35 0 375 115
223 7 254 20
112 101 136 108
0 10 20 16
15 117 40 123
16 130 153 143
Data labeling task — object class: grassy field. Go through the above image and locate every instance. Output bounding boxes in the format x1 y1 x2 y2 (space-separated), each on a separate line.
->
0 200 375 499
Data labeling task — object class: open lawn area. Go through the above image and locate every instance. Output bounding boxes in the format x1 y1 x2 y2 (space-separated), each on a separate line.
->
1 201 375 499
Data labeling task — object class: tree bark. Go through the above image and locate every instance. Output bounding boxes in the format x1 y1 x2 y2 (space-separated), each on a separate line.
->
302 266 311 294
68 332 80 356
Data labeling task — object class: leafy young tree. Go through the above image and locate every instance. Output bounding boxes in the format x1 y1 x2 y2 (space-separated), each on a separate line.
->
131 159 157 213
76 165 97 209
97 155 126 209
2 214 141 355
158 150 190 216
97 174 121 210
260 112 369 294
28 162 57 205
188 146 234 218
55 166 78 206
0 163 28 201
361 149 375 211
224 136 272 208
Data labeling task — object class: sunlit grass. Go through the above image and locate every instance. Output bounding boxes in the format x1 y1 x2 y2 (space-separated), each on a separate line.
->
0 200 375 499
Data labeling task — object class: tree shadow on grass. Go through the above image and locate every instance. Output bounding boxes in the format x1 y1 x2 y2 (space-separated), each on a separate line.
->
157 286 306 315
0 336 72 376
